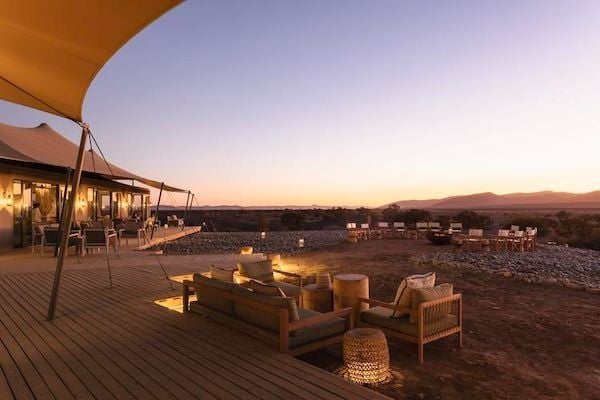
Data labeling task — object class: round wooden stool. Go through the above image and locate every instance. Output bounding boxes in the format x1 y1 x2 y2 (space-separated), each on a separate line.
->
302 284 333 312
333 273 369 327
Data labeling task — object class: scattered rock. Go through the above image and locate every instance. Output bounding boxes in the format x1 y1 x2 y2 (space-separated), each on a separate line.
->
410 244 600 291
161 230 346 255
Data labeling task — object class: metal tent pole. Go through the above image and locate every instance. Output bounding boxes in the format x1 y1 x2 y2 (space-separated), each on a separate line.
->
48 125 89 321
150 182 164 240
182 191 191 231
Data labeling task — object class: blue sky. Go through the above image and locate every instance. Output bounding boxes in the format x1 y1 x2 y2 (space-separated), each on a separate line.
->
1 0 600 206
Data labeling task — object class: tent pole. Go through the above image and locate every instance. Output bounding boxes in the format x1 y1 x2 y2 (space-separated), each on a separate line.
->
182 191 191 231
54 167 72 257
48 125 88 321
150 182 164 240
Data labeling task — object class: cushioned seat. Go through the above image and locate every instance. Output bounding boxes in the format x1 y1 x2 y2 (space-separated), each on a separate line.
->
290 309 347 348
193 273 237 315
361 306 458 337
270 280 302 298
189 302 346 349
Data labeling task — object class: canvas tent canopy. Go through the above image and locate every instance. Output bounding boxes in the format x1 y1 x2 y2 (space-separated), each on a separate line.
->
0 0 181 122
0 122 186 192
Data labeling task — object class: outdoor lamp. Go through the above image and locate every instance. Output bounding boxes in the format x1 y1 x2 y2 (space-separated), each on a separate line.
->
0 191 11 207
298 238 305 248
261 231 266 239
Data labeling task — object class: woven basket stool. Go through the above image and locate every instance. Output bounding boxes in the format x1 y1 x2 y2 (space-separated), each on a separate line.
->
343 328 389 384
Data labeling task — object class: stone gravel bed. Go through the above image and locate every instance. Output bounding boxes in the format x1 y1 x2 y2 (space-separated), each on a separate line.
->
161 230 347 255
410 245 600 292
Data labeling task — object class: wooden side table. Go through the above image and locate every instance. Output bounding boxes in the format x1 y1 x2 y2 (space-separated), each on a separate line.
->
333 274 369 327
302 284 333 313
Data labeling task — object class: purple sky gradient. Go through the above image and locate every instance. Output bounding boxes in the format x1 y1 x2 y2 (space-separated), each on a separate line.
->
1 0 600 206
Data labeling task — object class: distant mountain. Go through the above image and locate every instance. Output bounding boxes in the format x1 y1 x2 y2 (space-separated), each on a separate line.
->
153 204 363 211
387 190 600 209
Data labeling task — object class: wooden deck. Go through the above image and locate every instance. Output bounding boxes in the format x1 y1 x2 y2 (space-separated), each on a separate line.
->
0 250 389 400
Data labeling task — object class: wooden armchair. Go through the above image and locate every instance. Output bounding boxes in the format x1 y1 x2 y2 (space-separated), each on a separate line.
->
358 295 462 364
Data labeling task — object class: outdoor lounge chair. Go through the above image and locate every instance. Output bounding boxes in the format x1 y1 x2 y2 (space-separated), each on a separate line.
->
83 227 118 287
32 224 44 253
525 227 537 251
121 220 145 247
492 229 510 251
465 228 488 251
234 259 303 303
428 222 442 233
167 214 183 227
508 230 525 252
393 221 406 238
183 273 353 356
358 288 462 364
41 227 80 258
449 222 463 234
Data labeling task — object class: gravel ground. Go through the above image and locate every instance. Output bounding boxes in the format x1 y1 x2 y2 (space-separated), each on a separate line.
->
161 230 347 255
410 244 600 290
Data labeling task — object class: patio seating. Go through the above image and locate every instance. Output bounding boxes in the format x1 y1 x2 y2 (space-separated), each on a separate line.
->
465 228 488 251
393 222 406 238
41 226 80 258
32 224 44 253
167 214 183 227
428 222 442 233
183 273 353 355
234 259 303 303
121 220 145 247
82 227 117 287
449 222 463 234
525 227 537 251
416 222 428 236
358 284 462 364
508 230 525 252
510 225 520 232
492 229 510 251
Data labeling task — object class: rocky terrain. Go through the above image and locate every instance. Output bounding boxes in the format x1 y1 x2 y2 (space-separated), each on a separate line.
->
410 244 600 291
161 230 347 255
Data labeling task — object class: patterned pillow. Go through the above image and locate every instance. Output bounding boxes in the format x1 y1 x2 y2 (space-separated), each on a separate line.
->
409 283 453 324
210 265 234 282
249 279 286 297
391 272 436 317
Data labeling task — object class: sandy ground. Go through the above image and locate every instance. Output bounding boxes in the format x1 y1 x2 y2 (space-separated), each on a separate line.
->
286 240 600 400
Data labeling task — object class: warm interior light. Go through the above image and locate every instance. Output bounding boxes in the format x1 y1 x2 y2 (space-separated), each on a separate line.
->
0 191 12 207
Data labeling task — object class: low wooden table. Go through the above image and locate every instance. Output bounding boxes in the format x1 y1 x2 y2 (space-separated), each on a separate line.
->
302 284 333 313
333 273 369 327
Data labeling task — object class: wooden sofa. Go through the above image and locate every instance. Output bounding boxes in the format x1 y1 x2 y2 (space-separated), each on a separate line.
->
358 294 462 364
235 260 303 304
183 273 353 356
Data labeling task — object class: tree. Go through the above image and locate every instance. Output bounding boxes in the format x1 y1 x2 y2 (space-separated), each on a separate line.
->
397 209 432 224
454 210 492 229
280 211 305 231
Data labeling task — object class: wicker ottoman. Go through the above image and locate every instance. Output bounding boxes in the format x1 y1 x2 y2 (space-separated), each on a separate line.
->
343 328 389 384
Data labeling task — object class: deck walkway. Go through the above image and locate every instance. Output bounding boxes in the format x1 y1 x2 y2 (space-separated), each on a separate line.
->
0 250 389 400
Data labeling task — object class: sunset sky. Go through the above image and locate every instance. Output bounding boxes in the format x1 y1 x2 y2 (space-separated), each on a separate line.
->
1 0 600 207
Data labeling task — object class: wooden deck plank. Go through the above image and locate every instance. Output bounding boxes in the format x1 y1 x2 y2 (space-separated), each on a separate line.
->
4 274 218 400
13 272 263 400
0 276 119 400
0 251 390 400
0 364 15 400
106 268 382 400
66 268 345 400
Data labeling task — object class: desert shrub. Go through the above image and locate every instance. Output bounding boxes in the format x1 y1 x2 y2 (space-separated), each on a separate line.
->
397 209 432 225
566 229 600 250
454 210 492 229
280 211 305 230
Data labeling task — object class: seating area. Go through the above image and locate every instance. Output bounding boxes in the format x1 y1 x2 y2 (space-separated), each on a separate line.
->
183 258 463 364
453 226 538 252
346 220 462 241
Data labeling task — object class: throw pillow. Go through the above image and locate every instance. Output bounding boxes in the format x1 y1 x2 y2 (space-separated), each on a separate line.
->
409 283 453 324
391 272 436 317
210 265 234 282
250 279 286 297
